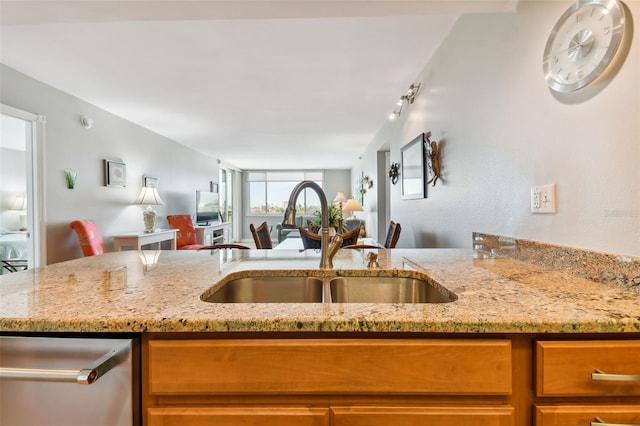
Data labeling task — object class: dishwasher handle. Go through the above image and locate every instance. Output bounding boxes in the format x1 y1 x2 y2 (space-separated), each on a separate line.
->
0 342 130 385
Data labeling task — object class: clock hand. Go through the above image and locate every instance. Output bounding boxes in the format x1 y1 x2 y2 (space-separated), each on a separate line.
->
553 39 581 55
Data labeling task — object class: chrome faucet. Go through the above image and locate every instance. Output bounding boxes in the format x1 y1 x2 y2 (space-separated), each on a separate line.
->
282 180 342 269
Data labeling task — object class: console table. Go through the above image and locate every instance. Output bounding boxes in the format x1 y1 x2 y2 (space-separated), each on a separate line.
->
195 223 232 246
112 229 177 251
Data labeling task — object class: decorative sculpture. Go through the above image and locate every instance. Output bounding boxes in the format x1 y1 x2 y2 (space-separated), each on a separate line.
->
388 162 399 185
424 132 441 187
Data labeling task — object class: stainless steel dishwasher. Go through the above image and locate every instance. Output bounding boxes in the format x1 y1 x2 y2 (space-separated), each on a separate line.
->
0 334 139 426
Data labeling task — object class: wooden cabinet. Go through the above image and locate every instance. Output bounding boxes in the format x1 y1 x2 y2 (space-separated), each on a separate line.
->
147 407 330 426
535 405 640 426
535 340 640 426
144 337 514 426
148 339 512 396
536 340 640 397
195 223 231 246
331 406 514 425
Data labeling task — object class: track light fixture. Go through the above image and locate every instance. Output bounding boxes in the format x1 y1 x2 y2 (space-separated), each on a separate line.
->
388 83 421 120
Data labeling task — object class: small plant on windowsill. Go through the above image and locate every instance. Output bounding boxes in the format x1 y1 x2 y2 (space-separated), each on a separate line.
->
310 204 346 234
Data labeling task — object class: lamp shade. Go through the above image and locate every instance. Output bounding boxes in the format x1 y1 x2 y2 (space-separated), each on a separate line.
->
343 198 363 213
134 187 165 206
333 192 347 204
10 195 26 211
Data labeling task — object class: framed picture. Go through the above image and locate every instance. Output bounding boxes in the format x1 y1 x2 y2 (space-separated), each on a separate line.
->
401 133 426 199
104 160 127 187
143 176 158 188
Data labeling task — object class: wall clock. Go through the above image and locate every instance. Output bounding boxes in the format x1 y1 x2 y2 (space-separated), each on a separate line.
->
542 0 630 93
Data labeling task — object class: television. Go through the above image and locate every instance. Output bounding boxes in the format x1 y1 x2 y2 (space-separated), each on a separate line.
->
196 190 220 225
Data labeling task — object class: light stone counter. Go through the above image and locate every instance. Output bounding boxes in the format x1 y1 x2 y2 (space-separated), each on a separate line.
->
1 247 639 334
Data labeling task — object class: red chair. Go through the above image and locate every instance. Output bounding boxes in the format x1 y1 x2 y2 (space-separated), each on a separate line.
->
167 215 206 250
70 220 106 256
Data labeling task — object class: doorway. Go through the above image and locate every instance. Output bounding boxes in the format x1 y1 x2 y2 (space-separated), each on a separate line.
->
376 150 391 242
0 104 46 272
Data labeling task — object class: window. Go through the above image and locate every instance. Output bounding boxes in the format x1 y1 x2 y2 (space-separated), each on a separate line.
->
219 168 234 224
248 171 323 215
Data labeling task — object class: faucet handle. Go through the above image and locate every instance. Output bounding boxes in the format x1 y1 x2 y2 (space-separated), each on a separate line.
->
367 252 379 269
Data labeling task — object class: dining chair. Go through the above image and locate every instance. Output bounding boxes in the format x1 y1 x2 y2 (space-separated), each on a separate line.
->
167 215 206 250
383 220 402 248
69 219 107 256
298 227 322 250
250 222 273 249
339 226 361 247
343 244 380 250
198 243 250 250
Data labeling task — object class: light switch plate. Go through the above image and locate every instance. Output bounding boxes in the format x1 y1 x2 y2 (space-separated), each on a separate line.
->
531 184 557 214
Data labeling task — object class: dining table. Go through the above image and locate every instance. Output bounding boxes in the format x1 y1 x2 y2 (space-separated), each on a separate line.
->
273 236 380 250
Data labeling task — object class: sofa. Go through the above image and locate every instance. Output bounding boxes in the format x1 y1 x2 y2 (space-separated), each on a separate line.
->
275 215 315 242
276 217 365 242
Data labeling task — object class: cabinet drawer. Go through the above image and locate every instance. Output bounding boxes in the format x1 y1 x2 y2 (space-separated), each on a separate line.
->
331 406 514 426
536 341 640 397
148 407 329 426
148 339 511 395
535 405 640 426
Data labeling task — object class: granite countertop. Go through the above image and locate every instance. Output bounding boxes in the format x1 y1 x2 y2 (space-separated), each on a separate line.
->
1 248 639 334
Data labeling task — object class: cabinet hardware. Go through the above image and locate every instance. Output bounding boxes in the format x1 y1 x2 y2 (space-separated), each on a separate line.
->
592 369 640 382
592 416 640 426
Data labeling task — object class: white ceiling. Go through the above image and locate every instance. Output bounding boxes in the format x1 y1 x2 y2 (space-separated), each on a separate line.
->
1 1 517 170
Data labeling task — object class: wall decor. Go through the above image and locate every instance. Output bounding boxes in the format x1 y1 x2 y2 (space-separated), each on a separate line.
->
542 0 630 93
143 176 158 188
64 169 77 189
356 172 373 204
401 133 426 199
424 132 441 187
388 162 399 185
104 160 127 187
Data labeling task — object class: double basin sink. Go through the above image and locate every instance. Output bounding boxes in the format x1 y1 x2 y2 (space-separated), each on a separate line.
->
201 272 456 304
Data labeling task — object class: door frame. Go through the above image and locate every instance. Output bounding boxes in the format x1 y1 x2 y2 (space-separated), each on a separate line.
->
1 104 47 267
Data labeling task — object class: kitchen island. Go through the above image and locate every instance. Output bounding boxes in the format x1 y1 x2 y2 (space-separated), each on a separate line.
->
1 241 639 426
1 246 638 334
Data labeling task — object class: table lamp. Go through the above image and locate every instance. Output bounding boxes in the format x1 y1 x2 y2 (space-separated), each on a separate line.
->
134 187 165 233
10 195 27 231
333 192 347 232
343 198 363 220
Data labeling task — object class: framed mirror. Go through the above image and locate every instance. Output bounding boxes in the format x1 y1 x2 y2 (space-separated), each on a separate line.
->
401 133 426 199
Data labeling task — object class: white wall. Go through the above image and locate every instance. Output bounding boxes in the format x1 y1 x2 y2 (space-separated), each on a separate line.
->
1 65 220 263
357 1 640 256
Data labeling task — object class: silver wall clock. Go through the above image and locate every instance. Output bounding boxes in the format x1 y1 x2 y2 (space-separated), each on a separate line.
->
543 0 630 93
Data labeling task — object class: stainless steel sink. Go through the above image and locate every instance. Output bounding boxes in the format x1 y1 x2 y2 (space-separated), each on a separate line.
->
329 276 454 303
202 274 456 304
202 276 324 303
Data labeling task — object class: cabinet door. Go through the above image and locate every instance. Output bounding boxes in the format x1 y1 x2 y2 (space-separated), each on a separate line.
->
536 341 640 396
536 405 640 426
148 407 329 426
148 339 511 396
331 406 514 426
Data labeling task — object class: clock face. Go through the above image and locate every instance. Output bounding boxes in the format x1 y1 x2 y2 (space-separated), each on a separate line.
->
543 0 627 92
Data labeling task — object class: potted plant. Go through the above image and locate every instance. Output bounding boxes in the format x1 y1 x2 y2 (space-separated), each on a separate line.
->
310 204 346 234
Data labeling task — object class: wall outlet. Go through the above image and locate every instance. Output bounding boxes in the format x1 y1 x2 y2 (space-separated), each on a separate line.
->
531 184 557 214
